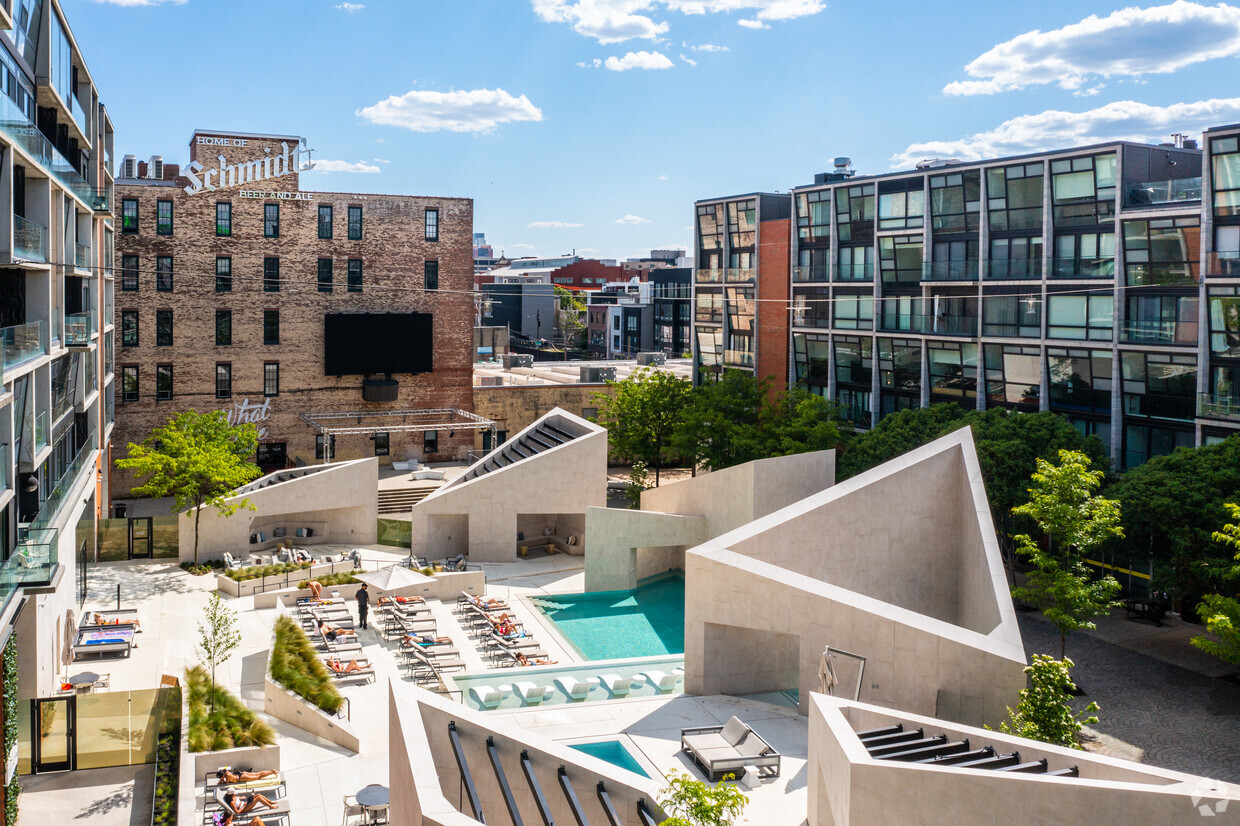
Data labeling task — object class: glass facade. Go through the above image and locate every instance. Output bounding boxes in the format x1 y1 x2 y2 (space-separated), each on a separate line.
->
1052 153 1116 227
985 344 1041 409
1123 217 1199 286
928 340 977 404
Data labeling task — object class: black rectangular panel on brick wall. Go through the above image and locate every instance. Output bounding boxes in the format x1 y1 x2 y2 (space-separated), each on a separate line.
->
324 313 433 375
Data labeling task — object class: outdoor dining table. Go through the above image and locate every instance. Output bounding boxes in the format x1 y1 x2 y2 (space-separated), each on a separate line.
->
356 784 389 823
68 672 100 693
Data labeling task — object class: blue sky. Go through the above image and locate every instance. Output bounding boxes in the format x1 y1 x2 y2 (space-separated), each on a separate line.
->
66 0 1240 261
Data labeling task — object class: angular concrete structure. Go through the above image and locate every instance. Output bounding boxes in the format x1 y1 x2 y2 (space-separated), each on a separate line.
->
684 428 1026 727
585 449 835 591
410 408 607 563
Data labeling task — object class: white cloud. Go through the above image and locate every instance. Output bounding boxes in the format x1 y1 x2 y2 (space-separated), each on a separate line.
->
679 53 697 65
577 58 604 68
528 220 584 228
578 247 600 253
605 51 675 70
357 88 543 133
944 1 1240 96
88 0 185 6
1074 84 1105 98
890 97 1240 168
533 0 822 42
334 2 364 11
737 18 769 28
616 214 653 224
685 41 729 51
656 174 669 180
509 243 536 250
306 159 381 174
374 137 385 143
372 158 391 163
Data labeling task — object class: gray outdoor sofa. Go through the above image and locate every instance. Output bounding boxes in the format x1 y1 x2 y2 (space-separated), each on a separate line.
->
681 716 781 782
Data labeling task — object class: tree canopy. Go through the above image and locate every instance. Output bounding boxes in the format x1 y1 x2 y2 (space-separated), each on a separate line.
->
117 410 262 564
592 367 693 485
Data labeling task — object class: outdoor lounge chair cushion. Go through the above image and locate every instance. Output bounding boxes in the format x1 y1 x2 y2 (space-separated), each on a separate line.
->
515 682 554 704
721 717 749 747
682 732 732 753
735 732 773 757
600 674 632 696
470 686 505 709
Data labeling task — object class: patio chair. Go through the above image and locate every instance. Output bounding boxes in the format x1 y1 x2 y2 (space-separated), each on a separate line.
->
555 677 598 702
212 786 292 818
599 674 632 697
514 681 554 705
340 794 366 826
642 670 682 693
222 552 246 570
469 685 506 710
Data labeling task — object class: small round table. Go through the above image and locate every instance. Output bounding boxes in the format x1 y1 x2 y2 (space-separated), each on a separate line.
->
68 672 99 694
356 784 389 807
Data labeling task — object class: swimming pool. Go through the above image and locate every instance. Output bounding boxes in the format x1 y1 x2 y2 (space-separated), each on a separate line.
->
531 572 684 660
569 739 649 778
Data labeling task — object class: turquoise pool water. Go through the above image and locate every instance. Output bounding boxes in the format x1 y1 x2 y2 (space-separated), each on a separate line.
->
532 573 685 660
569 740 649 778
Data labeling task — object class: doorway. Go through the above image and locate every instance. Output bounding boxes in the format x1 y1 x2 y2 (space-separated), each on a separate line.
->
31 696 75 773
127 517 153 560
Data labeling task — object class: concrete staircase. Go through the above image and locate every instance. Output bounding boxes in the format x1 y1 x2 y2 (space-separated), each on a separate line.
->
377 485 438 515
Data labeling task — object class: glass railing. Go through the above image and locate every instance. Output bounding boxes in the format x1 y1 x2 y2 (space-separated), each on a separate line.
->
13 214 47 262
0 443 8 494
104 289 114 328
74 242 89 269
27 433 98 535
104 330 114 376
70 93 89 137
723 351 754 367
84 353 97 394
1 320 47 374
0 526 58 620
0 88 101 208
105 386 114 427
986 259 1043 279
64 312 93 346
793 265 829 283
89 184 111 213
1206 252 1240 277
1124 177 1202 208
923 260 979 281
53 389 70 421
1125 263 1198 286
1121 320 1198 345
51 311 61 346
835 262 875 282
928 314 979 336
726 268 756 283
1199 393 1240 420
879 313 925 334
695 269 723 284
104 146 112 176
1050 257 1116 278
33 411 47 453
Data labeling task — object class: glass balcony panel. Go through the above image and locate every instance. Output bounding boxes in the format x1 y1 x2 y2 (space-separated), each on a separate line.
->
1 320 47 374
695 268 722 284
74 242 89 270
923 260 979 281
725 268 756 283
793 265 829 282
987 258 1044 279
1124 177 1202 208
13 215 48 262
1206 252 1240 277
0 90 100 207
834 262 874 282
70 94 89 137
1051 256 1116 278
929 314 979 336
27 433 98 535
1200 393 1240 420
1121 320 1198 345
34 411 47 453
0 527 58 617
64 312 93 347
0 443 8 494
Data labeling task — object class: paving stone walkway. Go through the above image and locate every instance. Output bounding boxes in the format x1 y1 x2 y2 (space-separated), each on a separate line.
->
1019 613 1240 783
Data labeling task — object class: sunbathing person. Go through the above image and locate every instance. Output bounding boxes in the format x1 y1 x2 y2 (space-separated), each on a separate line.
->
314 618 356 641
402 632 451 647
469 595 506 609
93 613 140 631
222 790 278 814
216 811 268 826
326 656 366 674
378 595 425 605
306 581 323 600
515 652 557 666
216 768 278 784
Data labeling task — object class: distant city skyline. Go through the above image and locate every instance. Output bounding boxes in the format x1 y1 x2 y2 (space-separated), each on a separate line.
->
66 0 1240 260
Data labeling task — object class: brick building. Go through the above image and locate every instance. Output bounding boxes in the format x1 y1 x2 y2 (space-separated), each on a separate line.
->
113 129 475 495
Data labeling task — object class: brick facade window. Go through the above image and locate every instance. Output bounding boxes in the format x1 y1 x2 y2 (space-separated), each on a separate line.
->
424 430 438 454
156 364 172 400
121 310 138 347
348 206 362 240
216 257 232 292
156 200 173 235
121 255 138 291
156 256 173 291
156 310 173 346
264 257 280 292
264 203 280 238
216 202 232 236
264 362 279 397
215 310 231 345
215 363 232 398
374 432 389 456
318 205 333 239
264 310 279 345
121 199 138 233
347 259 362 292
424 260 439 291
317 258 333 292
425 208 438 241
122 365 138 401
316 434 336 461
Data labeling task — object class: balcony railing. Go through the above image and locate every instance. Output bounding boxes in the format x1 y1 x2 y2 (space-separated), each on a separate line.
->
1124 263 1198 287
89 184 111 213
1050 257 1116 278
13 214 47 262
70 93 89 137
64 311 94 347
835 262 874 282
33 411 47 454
1 320 47 374
879 313 925 334
1124 177 1202 208
74 242 89 270
723 350 754 367
928 314 980 336
986 259 1044 279
695 268 723 284
725 268 756 283
1199 393 1240 420
1121 320 1199 345
0 88 102 209
923 260 979 281
0 526 58 621
0 443 8 494
27 432 98 535
793 265 829 283
1206 252 1240 277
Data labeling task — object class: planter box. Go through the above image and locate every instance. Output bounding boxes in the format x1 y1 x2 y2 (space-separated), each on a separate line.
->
217 559 357 598
263 677 360 752
191 743 282 778
254 570 485 609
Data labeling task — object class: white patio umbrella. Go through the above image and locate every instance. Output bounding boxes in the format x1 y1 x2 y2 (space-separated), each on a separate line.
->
353 564 433 593
818 647 839 696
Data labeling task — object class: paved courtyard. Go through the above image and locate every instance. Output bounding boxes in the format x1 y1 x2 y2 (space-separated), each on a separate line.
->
1020 612 1240 783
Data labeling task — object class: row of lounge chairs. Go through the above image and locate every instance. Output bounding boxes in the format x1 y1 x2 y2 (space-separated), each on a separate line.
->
202 768 290 825
467 669 685 710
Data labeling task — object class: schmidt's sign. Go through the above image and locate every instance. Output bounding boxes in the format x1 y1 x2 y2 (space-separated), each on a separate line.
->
183 140 315 195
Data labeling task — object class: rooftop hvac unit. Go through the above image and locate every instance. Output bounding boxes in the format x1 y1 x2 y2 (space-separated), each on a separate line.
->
636 352 666 366
477 376 505 387
502 353 533 370
121 155 137 179
580 365 616 383
147 155 164 180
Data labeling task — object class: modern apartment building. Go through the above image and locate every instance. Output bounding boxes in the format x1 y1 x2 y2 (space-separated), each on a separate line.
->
0 0 116 775
695 127 1240 468
113 129 475 492
650 267 691 356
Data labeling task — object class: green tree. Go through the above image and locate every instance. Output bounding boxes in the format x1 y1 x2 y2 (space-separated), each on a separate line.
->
117 410 262 565
1107 436 1240 599
657 771 748 826
196 591 240 713
1011 450 1123 658
593 367 692 485
625 460 652 510
997 655 1098 749
673 371 850 471
1189 503 1240 667
553 285 586 350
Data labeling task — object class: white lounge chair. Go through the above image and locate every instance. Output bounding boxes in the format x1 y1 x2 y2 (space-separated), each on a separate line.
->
599 674 632 697
556 677 598 702
643 670 682 693
470 685 506 710
514 682 554 705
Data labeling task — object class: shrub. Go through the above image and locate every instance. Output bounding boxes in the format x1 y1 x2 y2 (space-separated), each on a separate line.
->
185 665 275 753
658 771 748 826
152 685 182 826
269 616 344 715
296 571 360 590
181 560 224 576
997 655 1098 749
225 561 312 582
